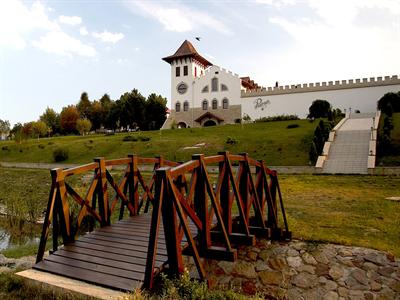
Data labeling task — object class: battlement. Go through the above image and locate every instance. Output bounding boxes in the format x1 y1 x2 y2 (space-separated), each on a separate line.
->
200 65 240 79
241 75 400 98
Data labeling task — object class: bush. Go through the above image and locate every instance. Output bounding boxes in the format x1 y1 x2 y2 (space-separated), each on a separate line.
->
287 124 300 129
53 148 69 162
2 146 9 151
122 135 138 142
138 136 151 142
255 114 299 122
225 136 238 145
38 144 45 149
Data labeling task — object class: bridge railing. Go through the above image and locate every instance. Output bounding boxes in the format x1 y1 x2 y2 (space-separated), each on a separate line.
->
36 155 178 263
144 151 290 288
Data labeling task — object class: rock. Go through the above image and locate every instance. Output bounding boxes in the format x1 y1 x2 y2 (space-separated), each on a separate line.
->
363 292 374 300
315 252 330 264
351 269 369 286
0 266 11 273
246 251 258 261
255 260 269 272
217 275 233 288
325 280 338 291
302 252 318 265
268 257 287 270
303 288 319 300
292 242 306 251
291 273 317 288
287 287 302 300
338 287 348 297
338 249 353 257
287 249 299 257
377 266 395 277
287 256 302 268
218 261 234 274
363 262 379 271
259 249 272 261
377 287 395 299
242 280 257 295
233 261 257 279
319 276 328 284
0 254 7 265
258 270 283 285
329 265 344 280
316 263 330 276
324 291 339 300
364 253 387 266
298 264 315 274
370 280 381 291
389 281 400 293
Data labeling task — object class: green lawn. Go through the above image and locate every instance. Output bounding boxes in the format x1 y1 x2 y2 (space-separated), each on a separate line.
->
1 168 399 258
0 120 316 166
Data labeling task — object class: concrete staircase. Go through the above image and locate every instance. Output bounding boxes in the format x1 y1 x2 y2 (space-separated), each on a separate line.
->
322 113 375 174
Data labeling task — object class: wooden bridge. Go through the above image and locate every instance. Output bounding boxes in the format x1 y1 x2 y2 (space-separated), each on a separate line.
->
34 152 291 292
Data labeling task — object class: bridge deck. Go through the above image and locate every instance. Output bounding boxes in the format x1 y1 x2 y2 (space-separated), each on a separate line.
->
33 214 195 291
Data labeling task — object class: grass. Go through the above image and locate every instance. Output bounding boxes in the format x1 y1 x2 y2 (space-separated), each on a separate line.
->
0 120 317 166
281 174 400 256
377 112 400 166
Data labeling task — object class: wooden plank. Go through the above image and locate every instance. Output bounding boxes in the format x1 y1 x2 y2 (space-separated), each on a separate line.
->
62 245 165 266
70 241 168 260
89 231 167 245
53 249 154 273
83 232 167 249
34 260 139 291
78 236 168 255
45 255 145 281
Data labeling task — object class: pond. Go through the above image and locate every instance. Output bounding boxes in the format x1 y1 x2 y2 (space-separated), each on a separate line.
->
0 217 41 251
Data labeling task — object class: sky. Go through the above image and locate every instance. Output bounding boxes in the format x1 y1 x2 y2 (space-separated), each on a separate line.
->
1 0 400 126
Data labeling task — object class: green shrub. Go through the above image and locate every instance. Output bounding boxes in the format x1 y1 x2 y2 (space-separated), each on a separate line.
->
53 148 69 162
225 136 238 145
122 135 138 142
255 114 299 122
2 146 9 151
287 124 300 129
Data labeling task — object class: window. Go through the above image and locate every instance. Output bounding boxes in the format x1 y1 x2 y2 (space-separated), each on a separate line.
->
175 102 181 112
222 98 229 109
211 77 218 92
202 85 209 93
176 66 180 77
202 100 208 110
194 67 197 77
183 66 188 76
183 101 189 111
221 84 228 91
212 99 218 110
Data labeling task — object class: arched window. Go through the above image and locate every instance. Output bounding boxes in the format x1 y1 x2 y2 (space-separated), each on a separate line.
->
175 102 181 112
183 101 189 111
222 98 229 109
202 100 208 110
212 99 218 110
221 84 228 91
202 85 209 93
211 78 218 92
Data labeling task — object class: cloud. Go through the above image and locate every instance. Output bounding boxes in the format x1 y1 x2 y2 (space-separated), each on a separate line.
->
253 0 400 84
80 26 88 36
0 0 59 49
126 1 232 35
32 31 97 57
255 0 295 7
92 30 124 43
58 15 82 26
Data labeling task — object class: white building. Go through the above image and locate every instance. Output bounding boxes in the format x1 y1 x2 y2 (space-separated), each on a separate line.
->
162 40 400 129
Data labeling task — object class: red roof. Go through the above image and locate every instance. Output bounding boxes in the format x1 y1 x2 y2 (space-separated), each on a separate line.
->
162 40 212 67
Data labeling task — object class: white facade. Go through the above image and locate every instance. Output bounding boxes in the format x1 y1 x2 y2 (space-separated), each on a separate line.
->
163 41 400 128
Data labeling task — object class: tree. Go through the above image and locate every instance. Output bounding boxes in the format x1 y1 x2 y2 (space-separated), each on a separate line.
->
60 105 80 133
307 99 332 119
119 89 146 129
10 123 23 143
40 107 60 135
32 121 48 139
0 119 10 138
377 92 400 115
77 92 92 118
76 118 92 135
89 100 103 130
145 93 167 130
21 122 34 139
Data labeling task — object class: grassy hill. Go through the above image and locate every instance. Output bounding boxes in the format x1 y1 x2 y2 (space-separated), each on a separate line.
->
0 120 317 165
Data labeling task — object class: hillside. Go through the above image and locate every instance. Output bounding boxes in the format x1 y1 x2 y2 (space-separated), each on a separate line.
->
0 120 316 166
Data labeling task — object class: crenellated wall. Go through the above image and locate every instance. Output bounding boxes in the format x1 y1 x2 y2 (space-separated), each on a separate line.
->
240 75 400 120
